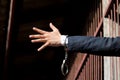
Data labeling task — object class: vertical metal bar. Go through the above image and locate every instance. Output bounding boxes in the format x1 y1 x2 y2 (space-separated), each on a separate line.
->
85 66 86 80
87 56 91 80
101 56 103 80
95 56 97 80
116 57 118 80
100 31 102 80
97 1 101 80
109 11 113 80
99 0 101 19
81 69 83 80
86 59 87 80
94 55 96 80
90 55 92 80
90 13 94 36
96 0 98 30
93 11 95 34
89 55 91 80
84 67 85 80
86 61 88 80
96 55 98 80
114 2 118 80
90 20 92 36
110 8 115 80
88 57 90 80
110 9 113 37
94 0 97 34
93 55 95 80
98 56 100 80
116 0 120 35
117 57 120 80
95 0 97 35
112 4 116 37
96 56 98 80
92 55 94 80
116 0 120 80
98 7 100 26
3 0 15 80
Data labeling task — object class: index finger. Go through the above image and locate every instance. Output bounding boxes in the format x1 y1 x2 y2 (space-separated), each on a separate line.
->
33 27 47 34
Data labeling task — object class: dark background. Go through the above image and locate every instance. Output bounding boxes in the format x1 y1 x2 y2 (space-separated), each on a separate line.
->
0 0 93 80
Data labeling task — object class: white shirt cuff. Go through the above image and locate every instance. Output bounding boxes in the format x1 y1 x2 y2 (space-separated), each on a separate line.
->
61 35 68 46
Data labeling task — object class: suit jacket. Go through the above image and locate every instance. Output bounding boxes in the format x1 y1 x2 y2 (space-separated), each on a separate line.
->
67 36 120 56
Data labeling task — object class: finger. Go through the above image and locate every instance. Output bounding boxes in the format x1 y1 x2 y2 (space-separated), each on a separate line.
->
37 42 49 51
33 27 47 34
31 39 47 43
29 34 45 39
49 23 58 31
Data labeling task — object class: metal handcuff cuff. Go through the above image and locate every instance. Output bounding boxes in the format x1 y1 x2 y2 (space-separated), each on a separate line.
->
61 36 69 76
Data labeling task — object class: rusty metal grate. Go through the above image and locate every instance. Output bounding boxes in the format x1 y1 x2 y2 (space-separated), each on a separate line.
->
66 0 120 80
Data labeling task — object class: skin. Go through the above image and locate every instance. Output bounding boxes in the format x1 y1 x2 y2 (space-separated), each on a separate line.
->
29 23 62 51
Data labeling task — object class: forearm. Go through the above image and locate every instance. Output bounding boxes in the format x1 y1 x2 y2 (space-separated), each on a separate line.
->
66 36 120 55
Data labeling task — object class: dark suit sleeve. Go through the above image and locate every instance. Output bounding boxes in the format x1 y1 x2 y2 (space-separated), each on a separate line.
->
67 36 120 55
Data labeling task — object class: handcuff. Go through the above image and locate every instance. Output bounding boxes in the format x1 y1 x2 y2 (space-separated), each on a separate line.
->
61 35 69 76
61 47 68 76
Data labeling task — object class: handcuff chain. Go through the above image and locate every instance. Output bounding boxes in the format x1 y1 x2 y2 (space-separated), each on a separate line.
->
61 35 69 76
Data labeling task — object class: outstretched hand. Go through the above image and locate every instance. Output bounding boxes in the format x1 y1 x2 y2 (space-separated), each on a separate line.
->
29 23 62 51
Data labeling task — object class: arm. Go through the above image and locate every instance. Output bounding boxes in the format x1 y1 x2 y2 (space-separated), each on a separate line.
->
29 23 120 55
67 36 120 55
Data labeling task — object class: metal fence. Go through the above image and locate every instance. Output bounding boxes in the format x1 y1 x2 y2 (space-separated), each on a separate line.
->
66 0 120 80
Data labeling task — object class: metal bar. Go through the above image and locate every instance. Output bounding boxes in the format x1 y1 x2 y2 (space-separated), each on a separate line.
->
97 0 99 28
75 0 104 79
3 0 15 80
95 56 96 80
96 56 98 80
91 55 93 80
89 55 91 80
116 0 120 35
86 62 87 80
90 19 93 36
81 69 83 80
111 9 113 37
83 67 85 80
109 10 113 80
98 56 100 80
96 0 98 31
93 11 95 34
93 55 95 80
99 0 102 19
114 2 118 80
116 0 120 79
84 64 86 80
88 57 90 80
94 0 97 34
100 31 102 80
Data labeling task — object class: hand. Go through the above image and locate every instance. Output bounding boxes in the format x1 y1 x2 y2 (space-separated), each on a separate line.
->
29 23 62 51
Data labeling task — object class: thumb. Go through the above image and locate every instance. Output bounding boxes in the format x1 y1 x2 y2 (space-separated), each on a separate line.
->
49 23 58 31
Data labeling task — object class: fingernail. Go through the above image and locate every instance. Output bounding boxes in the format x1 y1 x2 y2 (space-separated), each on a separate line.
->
37 49 40 51
29 35 31 38
33 27 36 30
31 40 34 43
50 22 52 25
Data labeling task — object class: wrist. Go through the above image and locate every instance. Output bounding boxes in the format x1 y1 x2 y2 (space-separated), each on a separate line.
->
61 35 68 46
